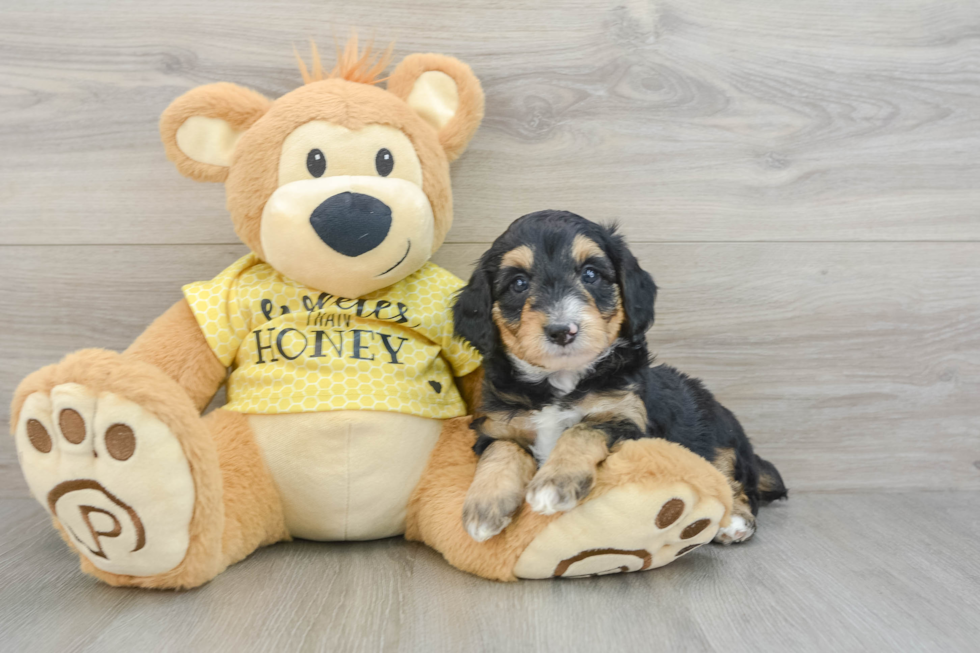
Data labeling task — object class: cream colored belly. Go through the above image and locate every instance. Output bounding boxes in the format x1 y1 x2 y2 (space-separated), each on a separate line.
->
247 411 443 541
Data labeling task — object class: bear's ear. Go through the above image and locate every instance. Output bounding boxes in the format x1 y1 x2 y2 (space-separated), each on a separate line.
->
159 82 272 183
387 54 485 162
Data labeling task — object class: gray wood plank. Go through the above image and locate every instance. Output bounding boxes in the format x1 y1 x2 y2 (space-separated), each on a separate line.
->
0 494 977 652
402 493 980 653
2 0 980 245
1 242 978 497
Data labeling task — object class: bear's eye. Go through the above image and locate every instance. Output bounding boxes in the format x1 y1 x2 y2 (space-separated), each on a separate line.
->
375 148 394 177
307 149 326 178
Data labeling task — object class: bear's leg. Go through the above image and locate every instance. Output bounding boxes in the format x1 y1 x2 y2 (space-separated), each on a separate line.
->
204 409 291 569
407 417 734 581
11 349 288 589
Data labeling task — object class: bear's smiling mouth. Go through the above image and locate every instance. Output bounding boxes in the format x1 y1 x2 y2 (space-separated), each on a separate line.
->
377 240 412 277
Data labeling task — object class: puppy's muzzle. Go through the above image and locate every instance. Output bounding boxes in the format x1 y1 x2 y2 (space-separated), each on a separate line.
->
310 192 392 257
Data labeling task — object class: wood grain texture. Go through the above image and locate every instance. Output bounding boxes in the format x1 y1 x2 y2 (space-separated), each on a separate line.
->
2 242 978 497
0 494 977 652
2 0 980 245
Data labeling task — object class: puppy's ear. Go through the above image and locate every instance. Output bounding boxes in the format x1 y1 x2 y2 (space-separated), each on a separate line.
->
607 228 657 340
453 264 496 355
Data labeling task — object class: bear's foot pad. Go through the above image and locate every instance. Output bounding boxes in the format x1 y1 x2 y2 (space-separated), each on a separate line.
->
16 383 195 576
514 482 725 579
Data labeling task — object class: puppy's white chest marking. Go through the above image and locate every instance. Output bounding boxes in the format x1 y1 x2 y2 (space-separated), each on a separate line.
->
530 405 582 465
507 355 585 396
547 370 583 395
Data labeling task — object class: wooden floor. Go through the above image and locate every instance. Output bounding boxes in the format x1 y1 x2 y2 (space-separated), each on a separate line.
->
1 0 979 651
1 493 978 652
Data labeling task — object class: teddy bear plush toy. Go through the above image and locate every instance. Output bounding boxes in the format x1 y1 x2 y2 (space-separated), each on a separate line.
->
10 39 734 588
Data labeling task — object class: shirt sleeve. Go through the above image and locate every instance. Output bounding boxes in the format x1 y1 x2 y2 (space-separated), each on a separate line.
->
181 254 256 367
442 329 483 377
415 265 483 377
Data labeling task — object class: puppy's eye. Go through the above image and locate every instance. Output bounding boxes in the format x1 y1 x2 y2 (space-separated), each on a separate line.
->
582 266 600 284
307 149 326 178
375 148 394 177
510 276 529 293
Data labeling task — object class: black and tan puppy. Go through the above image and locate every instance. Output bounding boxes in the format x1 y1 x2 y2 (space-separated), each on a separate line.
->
453 210 786 543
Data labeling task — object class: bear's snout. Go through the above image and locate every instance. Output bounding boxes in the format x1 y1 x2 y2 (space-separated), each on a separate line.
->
310 192 392 257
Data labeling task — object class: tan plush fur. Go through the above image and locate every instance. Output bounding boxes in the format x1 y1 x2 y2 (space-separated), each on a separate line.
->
124 299 227 412
406 417 734 581
406 417 562 581
206 409 291 564
387 54 485 162
596 440 734 529
160 83 271 183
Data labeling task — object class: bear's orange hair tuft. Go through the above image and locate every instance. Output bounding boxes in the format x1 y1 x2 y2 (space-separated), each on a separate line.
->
294 33 394 86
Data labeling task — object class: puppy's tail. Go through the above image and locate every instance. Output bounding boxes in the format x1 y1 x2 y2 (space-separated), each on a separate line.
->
755 455 788 503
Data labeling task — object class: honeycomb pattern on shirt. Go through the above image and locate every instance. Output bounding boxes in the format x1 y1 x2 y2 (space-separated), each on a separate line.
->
182 253 480 417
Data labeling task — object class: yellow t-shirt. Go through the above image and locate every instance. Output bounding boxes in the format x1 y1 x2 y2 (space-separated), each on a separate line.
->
182 254 480 418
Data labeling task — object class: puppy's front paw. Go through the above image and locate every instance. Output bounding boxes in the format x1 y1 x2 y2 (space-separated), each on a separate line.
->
526 473 593 516
713 514 756 545
462 494 521 543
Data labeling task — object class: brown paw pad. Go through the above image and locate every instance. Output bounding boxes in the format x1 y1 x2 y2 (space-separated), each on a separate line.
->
105 424 136 461
29 406 137 462
656 498 685 528
59 408 86 444
676 543 704 557
681 518 711 540
26 419 52 453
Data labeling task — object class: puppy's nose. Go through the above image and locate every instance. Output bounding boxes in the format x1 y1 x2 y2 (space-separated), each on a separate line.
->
310 192 392 257
545 323 579 346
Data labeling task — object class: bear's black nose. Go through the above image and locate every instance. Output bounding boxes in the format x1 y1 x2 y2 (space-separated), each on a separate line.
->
309 192 392 257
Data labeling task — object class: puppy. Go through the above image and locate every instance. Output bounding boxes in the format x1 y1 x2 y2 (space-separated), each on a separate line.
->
453 210 787 543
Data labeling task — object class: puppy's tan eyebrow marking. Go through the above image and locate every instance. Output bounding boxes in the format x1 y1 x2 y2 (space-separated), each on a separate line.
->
501 245 534 270
572 234 605 265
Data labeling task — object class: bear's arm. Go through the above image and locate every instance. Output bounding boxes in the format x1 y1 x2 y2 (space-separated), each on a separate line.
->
455 367 484 414
123 298 228 412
